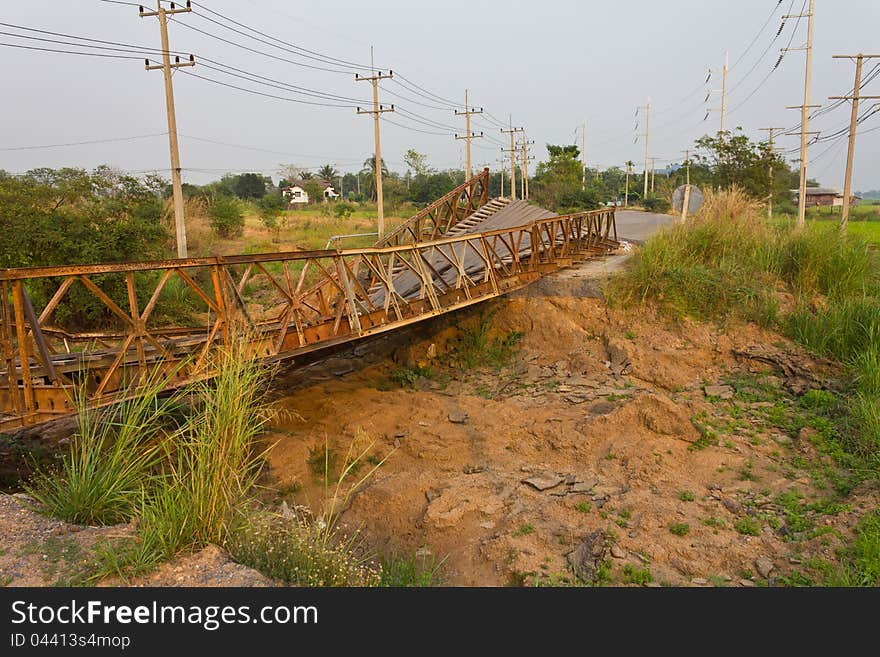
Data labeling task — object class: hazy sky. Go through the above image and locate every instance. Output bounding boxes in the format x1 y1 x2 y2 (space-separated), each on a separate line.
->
2 0 879 190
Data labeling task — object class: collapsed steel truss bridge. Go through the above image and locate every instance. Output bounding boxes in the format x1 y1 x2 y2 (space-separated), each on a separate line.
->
1 168 618 429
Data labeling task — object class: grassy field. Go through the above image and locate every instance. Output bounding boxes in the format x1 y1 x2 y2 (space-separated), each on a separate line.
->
185 200 411 258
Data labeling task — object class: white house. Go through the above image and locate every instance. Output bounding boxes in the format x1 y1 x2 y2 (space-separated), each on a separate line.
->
281 179 339 204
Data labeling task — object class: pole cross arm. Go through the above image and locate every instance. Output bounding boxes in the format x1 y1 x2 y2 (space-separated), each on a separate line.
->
145 55 195 71
139 1 192 17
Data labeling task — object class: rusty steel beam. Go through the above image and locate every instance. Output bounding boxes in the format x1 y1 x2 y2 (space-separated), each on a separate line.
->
0 200 617 430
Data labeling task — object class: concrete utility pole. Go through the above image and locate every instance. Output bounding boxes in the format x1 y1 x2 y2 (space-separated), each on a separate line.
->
721 50 728 133
356 58 394 239
642 100 651 199
518 135 535 200
831 54 880 232
497 157 506 198
501 120 524 200
759 127 784 218
784 0 816 229
139 1 195 259
581 121 587 191
625 161 633 208
455 90 483 181
680 149 692 222
650 157 657 193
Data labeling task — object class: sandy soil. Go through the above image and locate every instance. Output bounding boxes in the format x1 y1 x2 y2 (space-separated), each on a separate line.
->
259 275 878 586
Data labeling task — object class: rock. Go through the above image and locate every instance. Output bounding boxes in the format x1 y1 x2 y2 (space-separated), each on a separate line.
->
522 474 564 491
691 577 709 585
739 579 756 587
448 410 469 424
566 530 609 583
589 401 617 416
394 430 409 438
637 394 696 439
722 498 742 515
564 394 591 404
569 479 597 494
704 385 735 400
563 474 577 485
754 557 775 578
463 464 486 475
610 544 626 559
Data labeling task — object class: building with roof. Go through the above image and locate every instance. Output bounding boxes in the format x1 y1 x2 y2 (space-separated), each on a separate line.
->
281 179 339 205
792 187 861 208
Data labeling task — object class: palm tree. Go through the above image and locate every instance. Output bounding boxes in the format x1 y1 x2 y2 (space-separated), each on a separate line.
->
317 164 339 182
360 156 389 201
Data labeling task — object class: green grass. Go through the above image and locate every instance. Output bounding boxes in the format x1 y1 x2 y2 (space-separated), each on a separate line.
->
669 523 690 536
516 523 535 536
25 367 178 525
621 564 653 585
390 364 434 388
379 551 446 587
828 508 880 586
678 490 695 502
734 517 761 536
575 501 592 513
452 308 523 370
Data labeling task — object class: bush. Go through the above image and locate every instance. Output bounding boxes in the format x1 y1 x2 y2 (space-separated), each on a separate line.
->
209 195 244 237
643 194 671 213
333 202 355 219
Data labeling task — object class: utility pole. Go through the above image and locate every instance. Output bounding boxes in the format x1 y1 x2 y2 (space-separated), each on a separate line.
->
581 121 587 191
501 120 524 200
831 54 880 232
625 161 632 208
518 135 535 200
356 57 394 239
759 127 784 218
650 157 657 193
707 51 729 136
642 100 651 199
455 90 483 181
783 0 815 229
497 156 506 198
139 1 195 259
680 149 691 222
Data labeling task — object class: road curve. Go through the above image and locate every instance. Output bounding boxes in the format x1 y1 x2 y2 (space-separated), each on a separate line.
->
615 210 674 242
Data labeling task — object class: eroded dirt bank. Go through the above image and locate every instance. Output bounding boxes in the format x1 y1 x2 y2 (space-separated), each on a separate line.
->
261 271 878 586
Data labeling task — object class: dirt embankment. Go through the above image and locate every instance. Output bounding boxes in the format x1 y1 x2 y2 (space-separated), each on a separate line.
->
261 277 877 586
1 261 877 587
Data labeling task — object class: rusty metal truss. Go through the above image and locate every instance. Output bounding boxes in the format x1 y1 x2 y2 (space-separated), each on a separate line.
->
0 191 617 430
376 168 490 246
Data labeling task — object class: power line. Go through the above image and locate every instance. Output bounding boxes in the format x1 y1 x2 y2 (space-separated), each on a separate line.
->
0 132 167 151
0 41 144 60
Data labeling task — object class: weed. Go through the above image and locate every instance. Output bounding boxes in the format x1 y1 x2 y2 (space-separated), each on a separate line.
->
390 364 433 388
734 517 761 536
703 516 726 530
516 523 535 536
307 442 340 481
575 501 592 514
678 491 695 502
669 523 690 536
379 551 446 587
621 564 653 585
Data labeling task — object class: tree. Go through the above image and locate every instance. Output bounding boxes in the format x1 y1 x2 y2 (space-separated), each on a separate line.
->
403 149 430 178
691 129 795 205
302 179 325 204
209 195 244 237
232 173 270 200
360 156 389 201
317 164 339 182
531 143 590 210
257 192 286 241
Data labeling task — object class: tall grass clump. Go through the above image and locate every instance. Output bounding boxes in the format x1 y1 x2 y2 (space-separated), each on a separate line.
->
613 186 880 480
137 341 275 557
25 368 178 525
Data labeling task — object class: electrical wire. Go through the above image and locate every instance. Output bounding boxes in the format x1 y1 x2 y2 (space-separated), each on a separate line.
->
0 133 167 151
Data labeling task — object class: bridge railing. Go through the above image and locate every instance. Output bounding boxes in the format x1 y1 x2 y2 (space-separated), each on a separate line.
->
0 206 616 429
375 168 490 247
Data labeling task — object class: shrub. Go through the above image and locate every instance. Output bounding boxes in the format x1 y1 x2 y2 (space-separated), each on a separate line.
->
643 194 671 213
333 202 355 219
208 195 244 237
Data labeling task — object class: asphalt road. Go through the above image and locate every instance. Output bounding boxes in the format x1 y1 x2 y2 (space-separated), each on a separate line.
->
615 210 674 242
